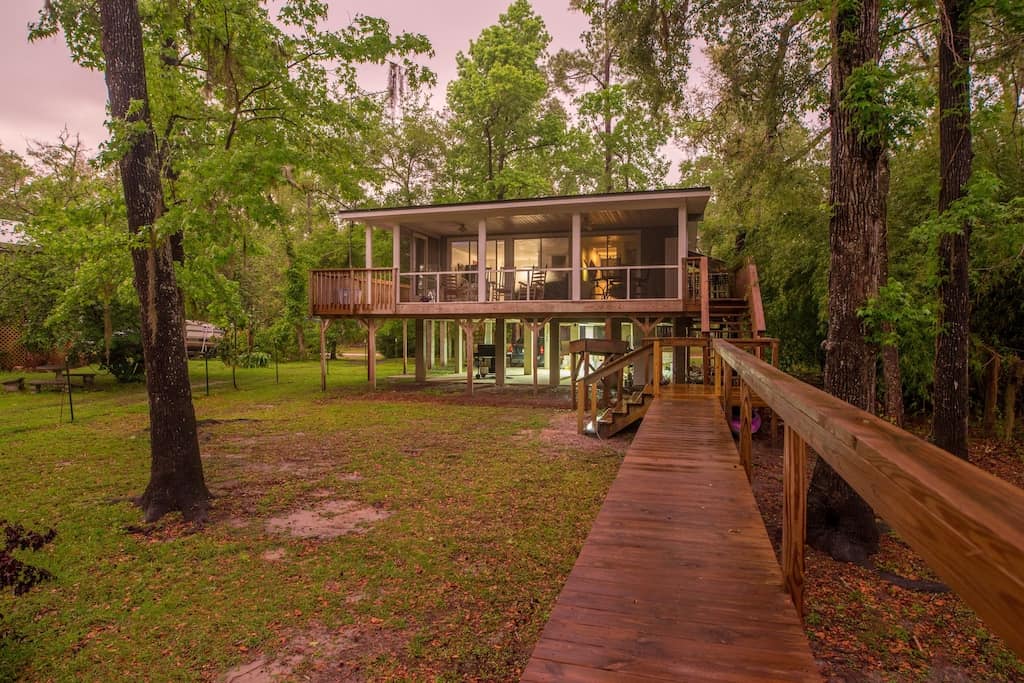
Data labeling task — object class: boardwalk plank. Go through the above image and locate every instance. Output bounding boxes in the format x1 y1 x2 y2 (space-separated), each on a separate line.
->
521 385 819 682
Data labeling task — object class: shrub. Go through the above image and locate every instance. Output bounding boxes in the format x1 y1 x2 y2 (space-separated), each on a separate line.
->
101 332 145 382
237 351 271 368
1 521 56 601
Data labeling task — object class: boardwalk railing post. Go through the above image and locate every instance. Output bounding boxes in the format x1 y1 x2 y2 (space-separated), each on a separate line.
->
713 350 722 397
577 380 586 434
652 339 661 397
739 380 752 481
722 362 733 411
590 382 598 427
783 425 807 618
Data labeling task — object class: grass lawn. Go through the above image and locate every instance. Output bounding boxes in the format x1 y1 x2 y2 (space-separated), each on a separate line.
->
0 360 624 681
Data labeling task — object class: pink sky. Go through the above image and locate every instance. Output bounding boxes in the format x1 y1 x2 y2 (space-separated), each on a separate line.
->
0 0 589 156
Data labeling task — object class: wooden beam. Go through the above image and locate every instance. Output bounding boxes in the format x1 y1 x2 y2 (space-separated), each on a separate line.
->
458 319 478 394
362 318 380 389
318 319 331 392
783 425 807 618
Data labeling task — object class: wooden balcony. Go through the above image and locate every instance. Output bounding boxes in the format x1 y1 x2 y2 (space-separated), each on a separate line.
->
309 258 755 321
307 268 398 316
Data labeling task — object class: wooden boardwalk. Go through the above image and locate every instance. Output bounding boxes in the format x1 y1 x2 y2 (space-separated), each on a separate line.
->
522 385 819 682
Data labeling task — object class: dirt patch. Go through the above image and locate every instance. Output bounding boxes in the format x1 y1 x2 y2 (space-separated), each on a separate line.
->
266 500 389 539
535 410 632 455
260 548 286 562
221 623 405 683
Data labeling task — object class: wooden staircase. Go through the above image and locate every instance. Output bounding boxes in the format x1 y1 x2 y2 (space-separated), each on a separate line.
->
575 343 657 438
595 383 655 437
709 297 753 338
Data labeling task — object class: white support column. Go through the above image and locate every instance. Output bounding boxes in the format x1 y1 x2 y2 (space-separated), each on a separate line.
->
571 213 581 301
677 203 688 301
392 225 401 304
456 324 465 374
477 219 487 302
440 320 449 368
365 223 373 308
365 224 374 269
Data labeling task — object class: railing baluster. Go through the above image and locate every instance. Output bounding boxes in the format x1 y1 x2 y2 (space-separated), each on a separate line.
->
577 380 586 434
782 425 807 618
739 380 752 481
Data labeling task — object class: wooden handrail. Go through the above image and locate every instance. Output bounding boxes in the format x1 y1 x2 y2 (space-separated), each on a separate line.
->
713 339 1024 657
579 343 653 387
576 343 655 433
733 259 767 335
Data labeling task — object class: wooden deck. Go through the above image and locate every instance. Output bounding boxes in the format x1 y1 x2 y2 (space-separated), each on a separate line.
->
522 384 819 682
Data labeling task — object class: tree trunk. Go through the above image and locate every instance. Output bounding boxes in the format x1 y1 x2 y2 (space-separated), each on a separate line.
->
983 349 1000 436
806 0 884 563
296 323 306 359
1005 357 1021 441
103 301 113 367
932 0 973 460
99 0 210 522
877 162 904 427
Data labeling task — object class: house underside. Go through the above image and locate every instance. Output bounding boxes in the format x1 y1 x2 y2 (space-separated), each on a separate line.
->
309 188 768 406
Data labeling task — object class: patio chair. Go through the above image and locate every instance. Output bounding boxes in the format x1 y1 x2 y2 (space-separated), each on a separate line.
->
517 269 546 300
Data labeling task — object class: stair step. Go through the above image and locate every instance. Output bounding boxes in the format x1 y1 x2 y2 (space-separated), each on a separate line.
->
597 409 614 424
627 391 645 405
612 403 630 415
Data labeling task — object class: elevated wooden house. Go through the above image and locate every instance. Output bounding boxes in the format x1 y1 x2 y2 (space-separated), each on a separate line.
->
309 188 767 431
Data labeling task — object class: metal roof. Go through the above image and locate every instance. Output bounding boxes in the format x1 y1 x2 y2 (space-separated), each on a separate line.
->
336 187 711 236
0 220 25 246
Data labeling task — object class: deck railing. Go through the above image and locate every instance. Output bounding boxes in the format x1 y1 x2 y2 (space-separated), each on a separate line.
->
309 261 743 311
309 268 396 315
713 339 1024 658
733 259 767 335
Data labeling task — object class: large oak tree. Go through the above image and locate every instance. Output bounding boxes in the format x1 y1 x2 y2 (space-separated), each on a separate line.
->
932 0 974 459
98 0 210 522
805 0 888 562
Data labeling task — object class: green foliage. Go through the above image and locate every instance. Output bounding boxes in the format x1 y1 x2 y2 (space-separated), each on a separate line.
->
443 0 569 200
101 332 145 383
550 1 671 192
859 280 936 405
237 351 271 368
841 63 930 148
0 136 137 360
29 0 434 355
0 361 620 680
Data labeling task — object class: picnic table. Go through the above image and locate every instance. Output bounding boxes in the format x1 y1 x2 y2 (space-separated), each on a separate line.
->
36 366 97 386
2 377 24 392
27 379 67 393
